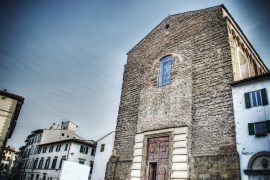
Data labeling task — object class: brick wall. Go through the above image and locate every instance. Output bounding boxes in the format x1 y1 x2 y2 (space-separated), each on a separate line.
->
106 5 240 179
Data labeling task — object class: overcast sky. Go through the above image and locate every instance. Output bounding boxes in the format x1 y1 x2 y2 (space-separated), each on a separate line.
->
0 0 269 149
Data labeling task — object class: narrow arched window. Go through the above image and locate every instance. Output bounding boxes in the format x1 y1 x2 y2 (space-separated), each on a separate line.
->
159 56 172 86
238 49 250 79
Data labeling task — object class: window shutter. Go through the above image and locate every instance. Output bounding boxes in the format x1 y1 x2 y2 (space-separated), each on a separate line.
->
244 92 251 108
261 88 268 105
266 121 270 133
248 123 255 135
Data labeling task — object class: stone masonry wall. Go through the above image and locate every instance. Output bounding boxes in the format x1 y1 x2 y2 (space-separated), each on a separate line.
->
105 58 143 179
106 5 240 179
190 6 240 179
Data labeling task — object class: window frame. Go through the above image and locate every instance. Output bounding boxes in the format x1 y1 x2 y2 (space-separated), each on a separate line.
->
79 159 85 164
100 144 105 152
49 145 54 153
79 145 89 154
42 147 47 153
248 120 270 136
51 157 58 169
59 156 66 169
244 88 268 108
64 144 69 151
56 144 61 152
159 55 172 87
91 148 95 156
38 158 44 169
44 158 51 169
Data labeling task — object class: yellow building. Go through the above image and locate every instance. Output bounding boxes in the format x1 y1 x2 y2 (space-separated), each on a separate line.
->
0 90 24 158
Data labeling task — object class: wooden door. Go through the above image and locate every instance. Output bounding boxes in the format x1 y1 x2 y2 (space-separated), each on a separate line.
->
146 136 169 180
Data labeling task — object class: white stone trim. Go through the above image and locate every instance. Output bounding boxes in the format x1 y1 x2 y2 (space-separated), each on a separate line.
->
130 127 188 179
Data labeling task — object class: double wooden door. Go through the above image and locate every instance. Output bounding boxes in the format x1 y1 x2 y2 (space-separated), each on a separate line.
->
146 136 169 180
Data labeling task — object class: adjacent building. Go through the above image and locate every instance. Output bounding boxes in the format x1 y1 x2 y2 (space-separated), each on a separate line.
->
91 131 115 180
0 146 17 178
105 5 268 180
231 73 270 180
0 90 24 157
15 121 96 180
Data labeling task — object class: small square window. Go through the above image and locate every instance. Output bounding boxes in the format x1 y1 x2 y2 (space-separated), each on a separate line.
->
255 122 267 136
79 159 85 164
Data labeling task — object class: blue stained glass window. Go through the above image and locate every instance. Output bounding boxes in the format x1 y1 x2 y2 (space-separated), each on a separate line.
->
159 56 172 86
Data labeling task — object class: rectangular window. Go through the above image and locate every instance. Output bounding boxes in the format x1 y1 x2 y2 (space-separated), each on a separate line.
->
255 122 267 135
248 120 270 136
80 145 84 153
56 145 61 152
91 148 95 156
79 145 89 154
79 159 85 164
49 145 54 153
51 157 58 169
35 174 39 180
244 88 268 108
100 144 105 152
90 161 94 174
59 156 66 169
64 144 69 151
159 56 172 86
33 158 39 169
37 147 41 154
42 147 47 153
38 158 44 169
44 158 51 169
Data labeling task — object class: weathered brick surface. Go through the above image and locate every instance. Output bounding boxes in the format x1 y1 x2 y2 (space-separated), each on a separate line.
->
191 155 240 180
106 6 240 179
106 161 132 180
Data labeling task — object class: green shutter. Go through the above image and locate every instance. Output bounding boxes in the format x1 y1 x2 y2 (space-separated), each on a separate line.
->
266 121 270 133
248 123 255 135
245 92 251 108
261 88 268 105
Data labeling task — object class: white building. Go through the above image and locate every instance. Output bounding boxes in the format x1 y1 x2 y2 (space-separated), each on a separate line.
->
16 121 96 180
231 73 270 180
91 131 115 180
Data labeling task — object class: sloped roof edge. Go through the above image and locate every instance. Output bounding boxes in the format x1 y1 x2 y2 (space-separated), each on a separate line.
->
127 4 224 55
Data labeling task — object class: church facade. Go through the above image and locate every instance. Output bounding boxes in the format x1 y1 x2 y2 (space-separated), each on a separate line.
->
106 5 268 180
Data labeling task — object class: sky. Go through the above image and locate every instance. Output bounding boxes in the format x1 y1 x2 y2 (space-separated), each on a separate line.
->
0 0 269 149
